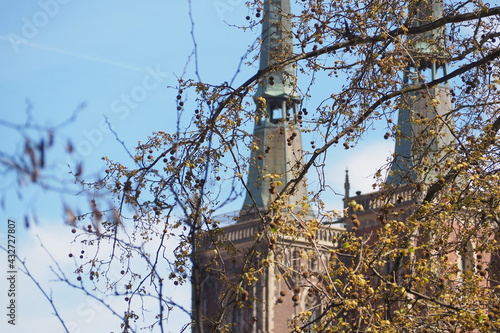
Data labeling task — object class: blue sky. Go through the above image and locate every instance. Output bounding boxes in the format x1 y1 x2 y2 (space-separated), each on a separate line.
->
0 1 393 332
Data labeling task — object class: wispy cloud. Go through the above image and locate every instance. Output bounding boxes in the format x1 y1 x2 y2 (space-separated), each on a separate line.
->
0 36 145 73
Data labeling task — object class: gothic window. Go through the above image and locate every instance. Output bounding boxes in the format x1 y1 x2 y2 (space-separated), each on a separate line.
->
310 256 318 272
458 241 476 279
304 292 323 332
292 250 300 272
202 279 217 318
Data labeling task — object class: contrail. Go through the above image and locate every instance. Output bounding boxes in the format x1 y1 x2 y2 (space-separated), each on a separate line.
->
0 36 145 73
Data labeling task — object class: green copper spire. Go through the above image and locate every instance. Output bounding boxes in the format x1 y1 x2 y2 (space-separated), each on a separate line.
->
387 0 454 186
241 0 308 216
256 0 299 100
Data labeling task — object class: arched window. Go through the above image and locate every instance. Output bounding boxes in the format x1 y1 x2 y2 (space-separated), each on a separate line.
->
310 256 318 272
458 241 476 280
304 292 323 332
269 101 284 124
292 250 300 272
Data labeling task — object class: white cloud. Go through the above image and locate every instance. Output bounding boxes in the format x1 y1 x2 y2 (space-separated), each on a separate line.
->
319 138 394 211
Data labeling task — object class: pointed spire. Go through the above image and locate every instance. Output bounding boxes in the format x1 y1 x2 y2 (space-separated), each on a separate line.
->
387 0 454 186
344 169 350 200
256 0 299 100
241 0 309 217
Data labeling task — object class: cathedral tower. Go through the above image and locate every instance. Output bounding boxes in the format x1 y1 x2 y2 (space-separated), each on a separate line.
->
386 0 454 186
241 0 309 216
345 0 454 234
195 1 342 332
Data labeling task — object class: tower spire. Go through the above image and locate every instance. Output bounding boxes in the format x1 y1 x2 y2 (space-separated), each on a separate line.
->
344 169 350 200
386 0 454 186
241 0 308 216
256 0 298 100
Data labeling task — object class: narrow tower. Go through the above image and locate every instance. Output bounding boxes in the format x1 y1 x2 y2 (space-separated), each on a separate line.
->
241 0 309 216
195 2 344 332
344 169 350 202
386 0 454 186
345 0 455 236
